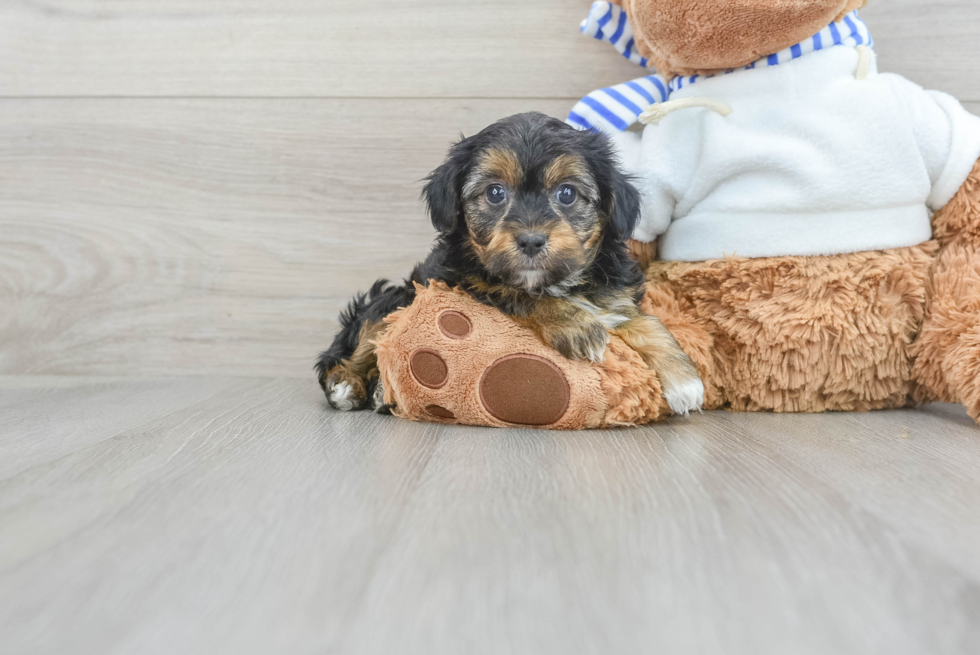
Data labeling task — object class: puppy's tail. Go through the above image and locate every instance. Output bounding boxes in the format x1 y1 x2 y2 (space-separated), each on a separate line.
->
315 279 411 389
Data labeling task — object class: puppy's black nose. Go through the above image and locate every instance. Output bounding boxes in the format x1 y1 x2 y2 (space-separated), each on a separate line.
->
516 232 547 257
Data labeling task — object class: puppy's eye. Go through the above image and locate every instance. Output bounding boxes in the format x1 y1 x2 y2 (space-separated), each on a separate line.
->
486 184 507 205
557 184 577 205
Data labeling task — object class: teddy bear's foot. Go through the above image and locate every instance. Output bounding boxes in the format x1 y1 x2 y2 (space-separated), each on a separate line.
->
399 325 572 426
374 282 669 429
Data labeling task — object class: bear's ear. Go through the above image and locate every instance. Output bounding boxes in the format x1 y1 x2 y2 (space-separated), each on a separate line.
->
422 135 477 234
834 0 868 22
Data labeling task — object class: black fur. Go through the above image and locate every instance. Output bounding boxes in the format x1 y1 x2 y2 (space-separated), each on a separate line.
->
314 279 412 390
316 112 645 396
422 131 480 235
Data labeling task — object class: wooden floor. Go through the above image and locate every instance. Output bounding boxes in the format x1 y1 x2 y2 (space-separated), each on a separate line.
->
4 0 980 652
1 376 979 654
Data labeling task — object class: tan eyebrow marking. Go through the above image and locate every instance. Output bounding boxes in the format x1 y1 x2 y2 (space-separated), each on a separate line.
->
478 148 523 188
544 154 591 188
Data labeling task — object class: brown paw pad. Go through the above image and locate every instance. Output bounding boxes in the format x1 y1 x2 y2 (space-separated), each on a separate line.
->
425 404 456 420
438 310 472 339
410 349 449 389
479 354 570 426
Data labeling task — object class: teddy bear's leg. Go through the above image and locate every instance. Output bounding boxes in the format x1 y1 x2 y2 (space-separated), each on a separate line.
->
914 159 980 420
375 283 670 428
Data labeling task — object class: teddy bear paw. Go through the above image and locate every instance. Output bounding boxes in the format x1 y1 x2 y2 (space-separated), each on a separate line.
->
375 284 661 429
401 310 572 426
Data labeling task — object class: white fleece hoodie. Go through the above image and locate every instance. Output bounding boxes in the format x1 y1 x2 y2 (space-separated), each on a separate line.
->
570 4 980 262
612 47 980 261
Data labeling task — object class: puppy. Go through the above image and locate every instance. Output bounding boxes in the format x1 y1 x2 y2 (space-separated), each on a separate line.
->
316 112 703 416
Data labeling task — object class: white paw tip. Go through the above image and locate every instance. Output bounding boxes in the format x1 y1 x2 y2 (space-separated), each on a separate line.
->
588 333 610 363
664 378 705 417
372 381 387 409
329 381 356 411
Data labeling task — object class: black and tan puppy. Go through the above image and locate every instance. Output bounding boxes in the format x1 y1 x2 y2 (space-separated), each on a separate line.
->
316 113 703 416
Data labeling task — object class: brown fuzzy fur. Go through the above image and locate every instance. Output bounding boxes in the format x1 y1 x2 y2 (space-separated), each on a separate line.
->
645 244 936 413
913 159 980 419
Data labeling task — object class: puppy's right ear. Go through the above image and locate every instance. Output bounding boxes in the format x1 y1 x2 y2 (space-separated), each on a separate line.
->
422 135 475 234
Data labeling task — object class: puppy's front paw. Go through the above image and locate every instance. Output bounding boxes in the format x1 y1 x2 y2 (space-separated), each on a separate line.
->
610 314 704 417
661 375 705 417
324 368 369 411
547 321 610 363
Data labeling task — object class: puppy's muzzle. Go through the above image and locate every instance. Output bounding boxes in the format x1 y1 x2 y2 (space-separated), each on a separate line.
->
515 232 548 258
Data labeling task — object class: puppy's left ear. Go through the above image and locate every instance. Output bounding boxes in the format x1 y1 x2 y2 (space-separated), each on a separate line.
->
422 135 475 234
605 168 642 241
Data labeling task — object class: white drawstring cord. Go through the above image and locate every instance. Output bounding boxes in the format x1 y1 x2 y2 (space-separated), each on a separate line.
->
639 97 733 126
854 45 873 80
637 45 869 128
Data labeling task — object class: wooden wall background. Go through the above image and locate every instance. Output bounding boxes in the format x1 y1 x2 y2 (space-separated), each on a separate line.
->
1 0 978 378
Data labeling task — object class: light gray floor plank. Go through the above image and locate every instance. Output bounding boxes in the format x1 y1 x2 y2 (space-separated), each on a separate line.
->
0 0 641 99
0 98 571 378
342 411 980 655
726 407 980 582
0 378 442 654
1 0 976 102
0 376 254 481
2 377 979 654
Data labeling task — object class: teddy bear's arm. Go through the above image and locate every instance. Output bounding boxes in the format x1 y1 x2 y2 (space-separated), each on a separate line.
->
922 90 980 211
896 80 980 422
913 158 980 422
883 74 980 211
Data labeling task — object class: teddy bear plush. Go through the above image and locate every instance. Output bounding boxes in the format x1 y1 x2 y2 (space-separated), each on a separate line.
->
373 0 980 428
